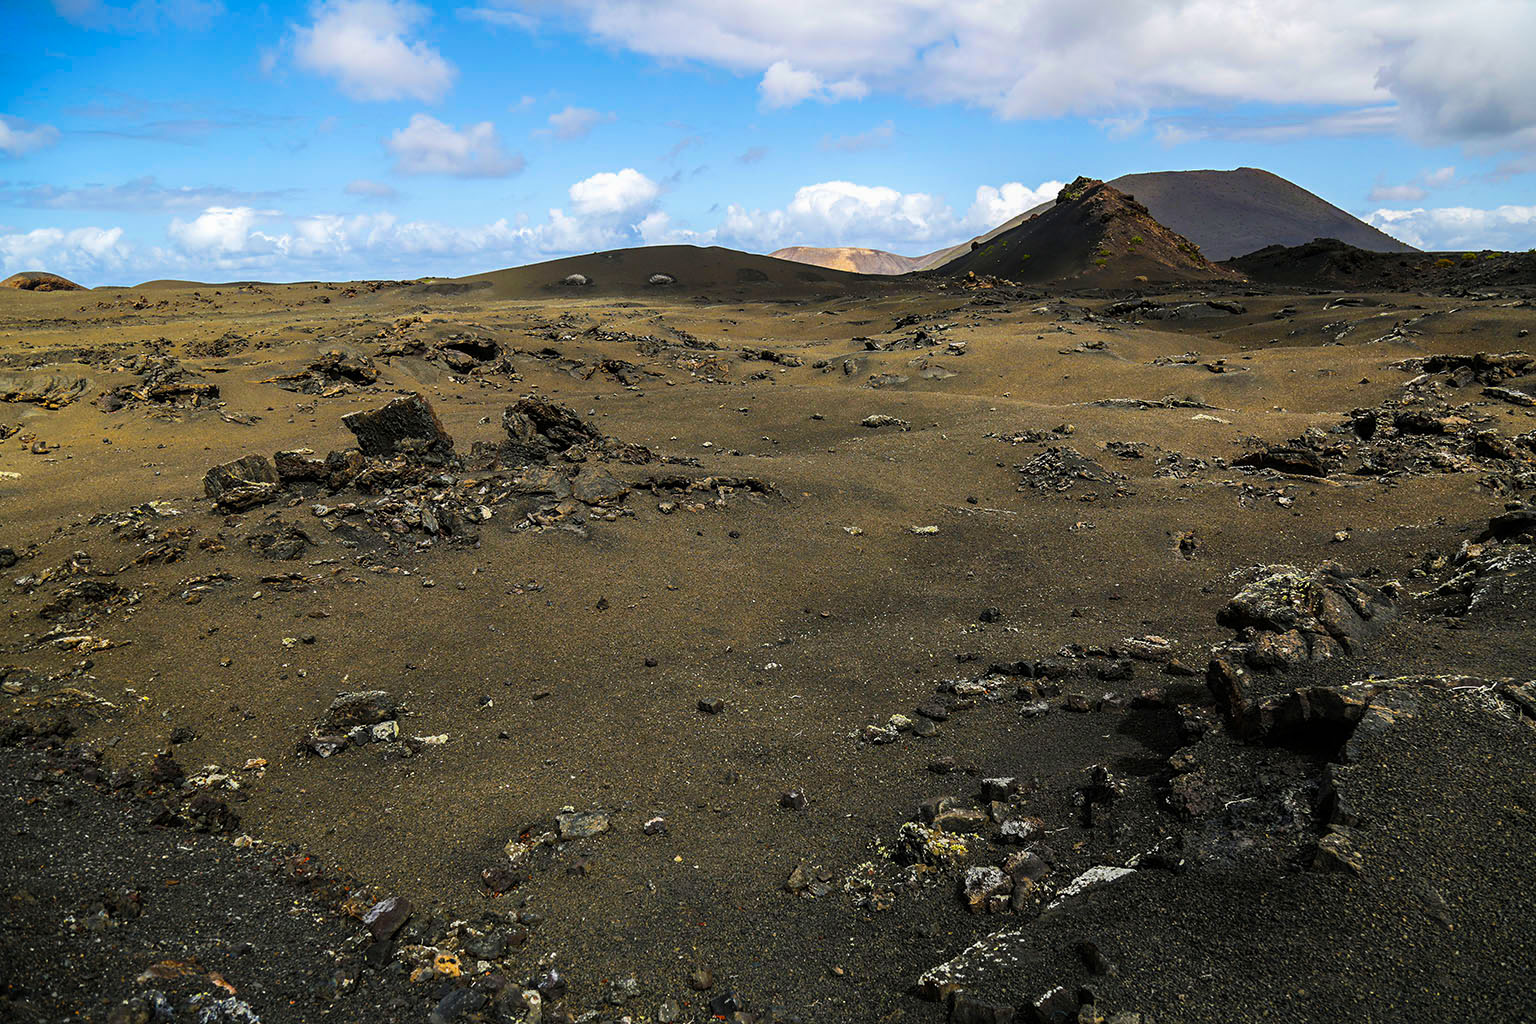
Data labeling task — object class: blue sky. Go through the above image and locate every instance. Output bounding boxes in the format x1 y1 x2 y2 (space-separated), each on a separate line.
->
3 0 1535 285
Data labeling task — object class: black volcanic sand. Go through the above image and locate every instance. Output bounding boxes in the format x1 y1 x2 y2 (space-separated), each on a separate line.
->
1 262 1534 1023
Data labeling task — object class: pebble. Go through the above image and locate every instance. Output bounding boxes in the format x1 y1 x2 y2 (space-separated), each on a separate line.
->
697 697 725 714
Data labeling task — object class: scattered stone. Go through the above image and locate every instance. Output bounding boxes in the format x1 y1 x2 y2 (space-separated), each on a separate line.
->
556 809 611 840
1312 828 1365 874
961 866 1012 914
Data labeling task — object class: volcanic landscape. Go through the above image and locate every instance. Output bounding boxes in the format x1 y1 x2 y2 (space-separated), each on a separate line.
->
2 177 1535 1024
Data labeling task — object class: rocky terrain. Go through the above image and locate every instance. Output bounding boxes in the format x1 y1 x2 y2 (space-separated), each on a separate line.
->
1 246 1534 1024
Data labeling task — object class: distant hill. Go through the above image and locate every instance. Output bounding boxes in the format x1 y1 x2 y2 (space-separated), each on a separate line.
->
1229 237 1536 291
768 246 930 276
921 168 1415 269
2 271 83 292
935 176 1244 287
439 244 896 299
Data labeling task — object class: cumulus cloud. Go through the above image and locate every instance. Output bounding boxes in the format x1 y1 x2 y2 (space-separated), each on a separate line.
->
0 225 129 277
759 60 866 110
168 206 287 256
541 106 615 140
293 0 455 103
1367 204 1536 250
720 181 948 252
49 166 672 281
566 168 659 219
961 180 1064 232
386 114 524 176
0 116 61 157
532 1 1536 149
718 177 1063 253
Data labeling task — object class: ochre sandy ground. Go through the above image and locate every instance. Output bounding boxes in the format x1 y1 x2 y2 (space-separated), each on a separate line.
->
1 257 1534 1022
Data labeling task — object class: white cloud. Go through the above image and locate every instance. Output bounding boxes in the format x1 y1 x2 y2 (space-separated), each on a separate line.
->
718 177 1065 253
636 210 714 246
89 167 670 280
542 106 615 140
961 180 1063 232
720 180 947 252
168 206 286 255
293 0 455 103
537 1 1536 148
0 116 61 157
759 60 866 110
567 168 660 219
1367 204 1536 250
0 225 129 278
386 114 524 176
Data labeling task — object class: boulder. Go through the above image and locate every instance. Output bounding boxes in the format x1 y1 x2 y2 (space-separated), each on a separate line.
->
341 394 454 460
203 455 281 511
501 395 602 458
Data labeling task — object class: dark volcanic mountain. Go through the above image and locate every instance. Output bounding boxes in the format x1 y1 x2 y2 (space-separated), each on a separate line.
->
1231 237 1536 292
935 176 1244 286
921 167 1415 269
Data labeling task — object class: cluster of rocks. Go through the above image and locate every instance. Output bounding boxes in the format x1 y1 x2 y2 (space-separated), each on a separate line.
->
1014 447 1127 497
299 690 423 759
1103 297 1246 321
1233 351 1536 488
1205 562 1401 736
376 322 513 377
260 348 380 396
858 636 1195 749
1424 503 1536 616
97 354 219 412
1 374 90 408
202 393 719 548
